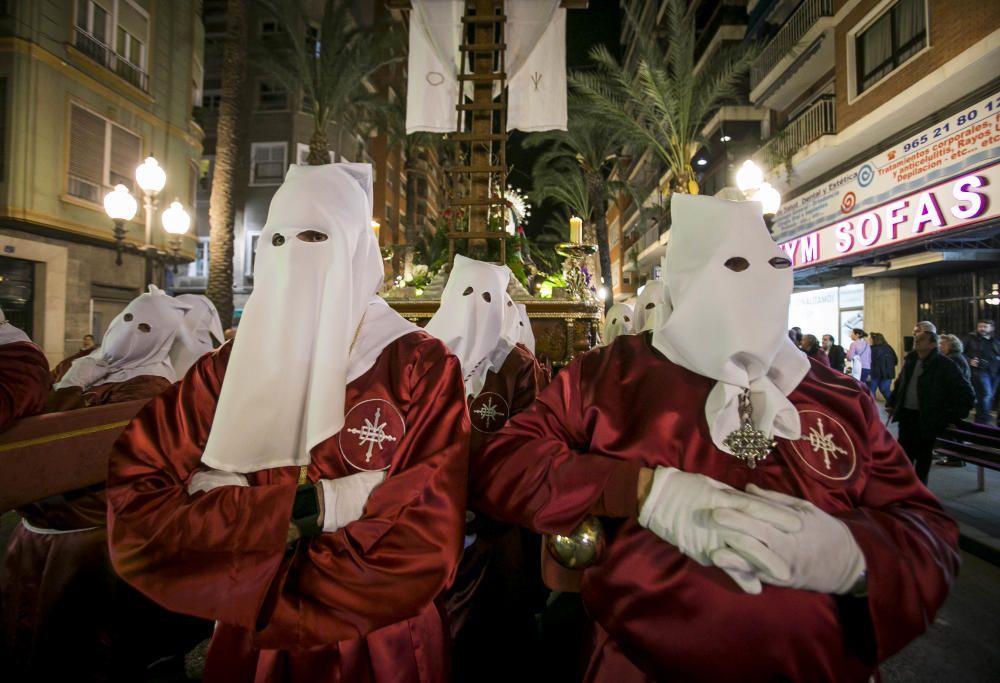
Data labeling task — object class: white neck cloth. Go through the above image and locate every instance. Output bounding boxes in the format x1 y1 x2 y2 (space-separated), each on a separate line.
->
602 303 634 345
651 194 809 454
425 255 514 397
0 306 31 346
515 303 535 354
201 163 413 474
170 294 225 379
57 286 190 389
634 280 665 332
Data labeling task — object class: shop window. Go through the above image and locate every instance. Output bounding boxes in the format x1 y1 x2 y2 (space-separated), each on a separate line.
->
854 0 927 95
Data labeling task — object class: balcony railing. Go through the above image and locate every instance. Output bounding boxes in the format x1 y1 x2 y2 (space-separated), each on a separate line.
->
758 96 835 166
74 27 149 92
751 0 833 90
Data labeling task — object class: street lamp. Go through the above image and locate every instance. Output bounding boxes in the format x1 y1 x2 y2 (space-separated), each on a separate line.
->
161 199 191 270
135 156 167 284
752 182 782 216
103 184 138 266
735 160 764 196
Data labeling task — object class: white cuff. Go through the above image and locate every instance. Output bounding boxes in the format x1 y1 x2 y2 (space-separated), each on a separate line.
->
188 468 249 495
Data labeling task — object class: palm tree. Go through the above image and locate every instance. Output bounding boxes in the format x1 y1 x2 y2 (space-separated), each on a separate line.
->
571 0 758 193
206 0 250 327
525 111 628 312
255 0 403 165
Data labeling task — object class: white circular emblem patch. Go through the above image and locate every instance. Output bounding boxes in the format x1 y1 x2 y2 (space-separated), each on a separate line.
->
469 392 510 434
788 410 857 481
339 399 405 472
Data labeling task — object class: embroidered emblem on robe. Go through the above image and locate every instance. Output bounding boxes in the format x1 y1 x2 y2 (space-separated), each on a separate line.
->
339 398 406 471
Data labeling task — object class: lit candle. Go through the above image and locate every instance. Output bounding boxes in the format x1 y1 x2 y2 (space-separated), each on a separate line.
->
569 216 583 243
371 220 381 242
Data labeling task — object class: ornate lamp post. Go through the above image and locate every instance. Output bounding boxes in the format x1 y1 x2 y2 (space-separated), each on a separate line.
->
161 199 191 271
135 157 167 284
103 184 139 266
735 160 782 229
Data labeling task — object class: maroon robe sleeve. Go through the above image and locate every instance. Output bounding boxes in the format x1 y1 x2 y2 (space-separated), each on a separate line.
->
474 353 641 534
107 346 298 629
255 341 469 647
834 392 960 661
0 341 51 431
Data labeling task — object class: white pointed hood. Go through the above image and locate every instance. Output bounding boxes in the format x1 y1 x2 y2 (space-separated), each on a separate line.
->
634 280 665 332
424 255 514 397
602 303 634 345
515 303 535 354
0 305 31 346
169 294 225 379
200 163 415 473
652 194 809 454
56 286 190 389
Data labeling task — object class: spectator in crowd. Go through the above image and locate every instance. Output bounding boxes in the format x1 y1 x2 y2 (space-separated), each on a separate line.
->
847 328 872 388
51 333 100 383
869 332 898 401
799 334 830 366
887 331 975 484
963 319 999 425
940 334 972 384
822 334 846 373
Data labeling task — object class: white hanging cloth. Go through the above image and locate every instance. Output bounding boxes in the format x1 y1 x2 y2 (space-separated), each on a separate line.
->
651 194 810 456
406 0 464 134
506 1 567 132
200 164 415 474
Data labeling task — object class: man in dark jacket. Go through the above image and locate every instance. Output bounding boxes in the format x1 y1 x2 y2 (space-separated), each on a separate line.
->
822 334 846 372
963 319 999 425
888 331 976 484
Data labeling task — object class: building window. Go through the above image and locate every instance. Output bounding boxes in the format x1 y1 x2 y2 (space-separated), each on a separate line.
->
198 157 213 193
250 142 287 185
187 236 210 279
257 80 288 111
67 103 141 204
0 77 6 182
246 230 262 279
306 24 320 58
202 76 222 110
855 0 927 95
261 19 279 35
74 0 150 92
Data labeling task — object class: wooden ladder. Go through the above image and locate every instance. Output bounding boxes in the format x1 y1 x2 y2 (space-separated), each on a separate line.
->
448 0 508 268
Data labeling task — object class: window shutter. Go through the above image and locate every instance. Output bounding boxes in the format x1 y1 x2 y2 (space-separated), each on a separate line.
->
117 1 147 46
69 105 106 185
109 125 141 188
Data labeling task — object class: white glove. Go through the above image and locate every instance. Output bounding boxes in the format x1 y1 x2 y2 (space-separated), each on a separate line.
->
638 467 800 594
55 356 109 390
708 484 867 595
188 468 249 495
319 471 386 532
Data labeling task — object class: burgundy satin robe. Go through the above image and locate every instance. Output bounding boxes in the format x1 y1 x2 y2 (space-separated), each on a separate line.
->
449 344 548 681
0 341 50 431
1 373 176 681
476 333 960 683
107 332 470 683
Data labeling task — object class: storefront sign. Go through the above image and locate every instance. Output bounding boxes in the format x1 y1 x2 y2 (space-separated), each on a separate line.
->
779 162 999 268
772 90 1000 240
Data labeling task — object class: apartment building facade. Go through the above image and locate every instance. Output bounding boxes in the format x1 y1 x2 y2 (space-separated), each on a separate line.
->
609 0 764 302
753 0 1000 353
0 0 203 364
185 1 447 315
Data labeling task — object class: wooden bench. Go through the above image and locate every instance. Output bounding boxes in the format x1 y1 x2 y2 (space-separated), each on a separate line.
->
0 399 147 513
933 420 1000 492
